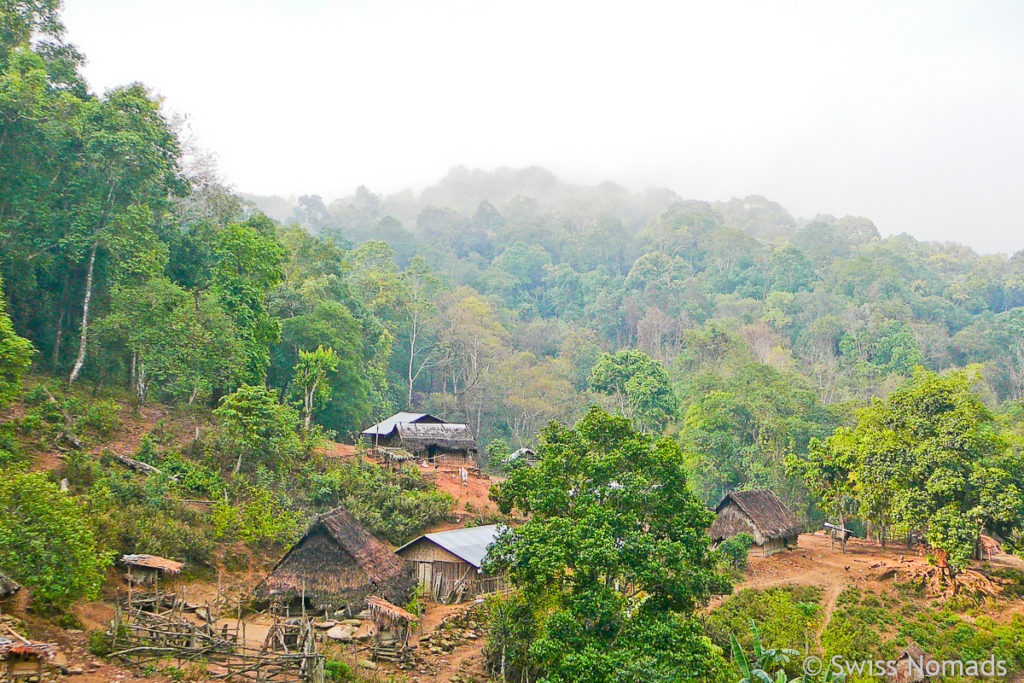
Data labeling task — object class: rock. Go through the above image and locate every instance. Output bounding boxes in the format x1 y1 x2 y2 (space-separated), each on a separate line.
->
355 609 372 619
341 618 363 626
312 619 337 629
325 625 357 641
352 630 372 641
67 667 84 675
357 658 377 670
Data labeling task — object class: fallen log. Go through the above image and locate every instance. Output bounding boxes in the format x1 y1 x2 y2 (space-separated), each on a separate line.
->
105 451 178 481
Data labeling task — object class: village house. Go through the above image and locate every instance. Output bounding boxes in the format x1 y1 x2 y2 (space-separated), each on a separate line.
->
254 506 414 615
395 525 507 602
709 489 802 557
362 412 478 466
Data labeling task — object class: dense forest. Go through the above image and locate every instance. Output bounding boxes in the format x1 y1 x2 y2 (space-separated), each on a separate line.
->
2 2 1024 681
6 0 1024 510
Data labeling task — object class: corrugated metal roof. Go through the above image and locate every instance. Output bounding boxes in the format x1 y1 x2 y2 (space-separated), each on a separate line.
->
395 524 504 569
362 412 439 437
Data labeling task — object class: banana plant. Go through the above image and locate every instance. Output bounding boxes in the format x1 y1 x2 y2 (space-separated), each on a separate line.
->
731 621 844 683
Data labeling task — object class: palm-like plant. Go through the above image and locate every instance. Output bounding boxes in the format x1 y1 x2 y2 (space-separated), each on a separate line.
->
730 620 843 683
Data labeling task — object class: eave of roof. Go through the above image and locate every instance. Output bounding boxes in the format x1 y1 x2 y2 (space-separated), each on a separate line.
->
362 412 434 437
395 524 504 568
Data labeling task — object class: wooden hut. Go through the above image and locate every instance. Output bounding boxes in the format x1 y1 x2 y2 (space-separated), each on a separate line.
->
0 623 57 682
709 489 801 556
255 506 414 615
362 412 444 446
362 412 478 466
366 596 417 663
395 525 507 602
121 554 184 587
503 447 538 468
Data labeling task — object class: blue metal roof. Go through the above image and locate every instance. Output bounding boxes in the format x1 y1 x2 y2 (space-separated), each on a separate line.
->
362 412 436 437
396 524 505 568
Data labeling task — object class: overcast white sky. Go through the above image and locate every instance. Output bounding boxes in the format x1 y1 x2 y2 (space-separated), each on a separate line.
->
62 0 1024 253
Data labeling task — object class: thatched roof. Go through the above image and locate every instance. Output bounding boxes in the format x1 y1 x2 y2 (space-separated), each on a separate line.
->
891 641 937 682
396 422 477 453
362 412 444 438
0 570 19 598
709 489 801 542
255 507 414 608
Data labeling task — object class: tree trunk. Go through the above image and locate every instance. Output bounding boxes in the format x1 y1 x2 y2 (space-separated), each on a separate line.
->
407 310 418 407
68 242 97 385
51 307 65 371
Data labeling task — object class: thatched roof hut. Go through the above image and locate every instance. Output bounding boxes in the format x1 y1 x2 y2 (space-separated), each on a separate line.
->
890 642 937 682
396 422 476 455
0 571 19 599
362 412 444 440
709 489 802 557
255 507 414 612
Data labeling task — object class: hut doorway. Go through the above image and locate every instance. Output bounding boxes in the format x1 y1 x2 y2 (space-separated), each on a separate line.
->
426 445 439 463
417 562 433 590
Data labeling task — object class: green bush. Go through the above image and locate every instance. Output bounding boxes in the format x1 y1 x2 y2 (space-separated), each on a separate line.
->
707 586 821 656
324 659 354 682
718 532 754 569
306 460 453 544
211 485 305 547
87 629 115 657
0 471 111 607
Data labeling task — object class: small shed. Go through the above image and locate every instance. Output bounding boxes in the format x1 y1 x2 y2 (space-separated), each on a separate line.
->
395 525 506 602
255 506 414 615
709 489 801 557
890 642 937 683
503 447 538 468
121 554 184 586
366 596 417 663
0 623 57 682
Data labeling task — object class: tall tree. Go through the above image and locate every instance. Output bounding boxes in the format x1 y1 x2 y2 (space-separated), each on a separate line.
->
487 407 730 682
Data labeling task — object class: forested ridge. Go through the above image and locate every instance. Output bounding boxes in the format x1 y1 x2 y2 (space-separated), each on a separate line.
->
3 3 1024 681
5 1 1024 503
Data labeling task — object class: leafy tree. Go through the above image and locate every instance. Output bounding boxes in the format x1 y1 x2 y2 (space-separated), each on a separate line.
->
815 368 1024 581
588 349 678 432
0 471 110 606
0 275 33 407
214 384 303 475
486 407 730 682
792 433 859 552
293 345 340 432
211 216 285 384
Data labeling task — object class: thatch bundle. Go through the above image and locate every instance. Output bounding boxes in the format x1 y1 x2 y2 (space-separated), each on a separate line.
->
254 507 414 610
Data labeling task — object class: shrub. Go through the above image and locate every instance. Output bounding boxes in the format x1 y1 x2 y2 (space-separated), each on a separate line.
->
0 471 111 607
211 485 305 547
324 659 354 682
77 397 122 436
718 532 754 569
707 586 821 656
306 460 454 544
87 629 115 656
